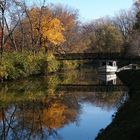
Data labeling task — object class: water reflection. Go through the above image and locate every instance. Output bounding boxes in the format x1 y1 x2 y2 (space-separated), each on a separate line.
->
99 73 117 85
0 69 128 140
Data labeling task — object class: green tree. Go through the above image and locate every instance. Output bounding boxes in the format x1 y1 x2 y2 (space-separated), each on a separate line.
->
95 24 124 52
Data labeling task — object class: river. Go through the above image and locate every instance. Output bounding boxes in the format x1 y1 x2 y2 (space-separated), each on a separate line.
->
0 67 129 140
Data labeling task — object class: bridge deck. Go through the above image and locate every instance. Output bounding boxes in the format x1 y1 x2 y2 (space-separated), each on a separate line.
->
55 53 140 61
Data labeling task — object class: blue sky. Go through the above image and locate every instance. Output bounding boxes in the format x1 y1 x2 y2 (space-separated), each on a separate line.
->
47 0 134 21
30 0 134 22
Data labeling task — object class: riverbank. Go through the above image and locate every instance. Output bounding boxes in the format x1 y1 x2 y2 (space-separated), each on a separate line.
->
96 70 140 140
0 52 80 82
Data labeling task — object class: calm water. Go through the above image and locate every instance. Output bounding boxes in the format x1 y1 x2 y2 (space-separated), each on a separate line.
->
0 68 128 140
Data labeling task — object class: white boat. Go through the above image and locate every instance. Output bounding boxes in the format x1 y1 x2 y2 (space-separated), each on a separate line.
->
98 60 118 73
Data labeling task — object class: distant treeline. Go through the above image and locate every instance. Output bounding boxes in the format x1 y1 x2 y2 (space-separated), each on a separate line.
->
1 0 140 56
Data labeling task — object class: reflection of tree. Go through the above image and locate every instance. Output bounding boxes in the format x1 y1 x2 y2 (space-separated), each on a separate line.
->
0 109 3 121
0 75 60 108
0 106 18 140
61 69 99 85
42 102 77 129
0 70 128 139
0 89 128 139
79 92 128 110
0 91 80 140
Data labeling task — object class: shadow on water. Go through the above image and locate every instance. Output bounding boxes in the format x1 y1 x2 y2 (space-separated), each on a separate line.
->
96 70 140 140
0 68 129 140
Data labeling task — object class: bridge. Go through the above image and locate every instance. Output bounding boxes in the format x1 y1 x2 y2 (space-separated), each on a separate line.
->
55 53 140 61
57 84 128 92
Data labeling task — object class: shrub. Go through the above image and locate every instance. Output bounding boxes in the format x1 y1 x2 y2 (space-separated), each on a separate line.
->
47 52 60 73
0 51 60 81
61 60 79 70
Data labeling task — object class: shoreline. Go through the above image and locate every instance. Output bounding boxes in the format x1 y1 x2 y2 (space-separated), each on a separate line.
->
96 70 140 140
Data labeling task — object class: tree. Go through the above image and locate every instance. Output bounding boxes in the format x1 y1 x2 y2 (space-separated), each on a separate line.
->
127 7 140 56
113 10 136 40
15 6 65 52
41 17 65 46
0 0 25 55
95 24 123 52
51 4 81 53
81 19 124 53
0 0 6 56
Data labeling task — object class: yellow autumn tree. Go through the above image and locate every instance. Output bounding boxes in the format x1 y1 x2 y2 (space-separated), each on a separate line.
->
14 7 65 51
22 7 65 50
41 17 65 45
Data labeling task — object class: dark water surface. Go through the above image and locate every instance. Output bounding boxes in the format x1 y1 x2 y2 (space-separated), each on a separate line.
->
0 68 128 140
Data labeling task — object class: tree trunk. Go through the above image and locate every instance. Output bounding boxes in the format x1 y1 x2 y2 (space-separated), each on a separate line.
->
0 9 5 57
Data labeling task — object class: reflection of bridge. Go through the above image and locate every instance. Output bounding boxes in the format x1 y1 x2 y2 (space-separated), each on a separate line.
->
57 84 128 92
55 53 140 61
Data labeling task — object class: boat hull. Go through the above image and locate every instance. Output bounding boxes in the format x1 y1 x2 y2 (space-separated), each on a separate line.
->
117 69 140 87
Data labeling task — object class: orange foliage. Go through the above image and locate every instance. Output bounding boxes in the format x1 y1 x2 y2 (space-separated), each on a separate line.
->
24 7 65 47
42 102 67 128
42 102 77 129
41 18 65 45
